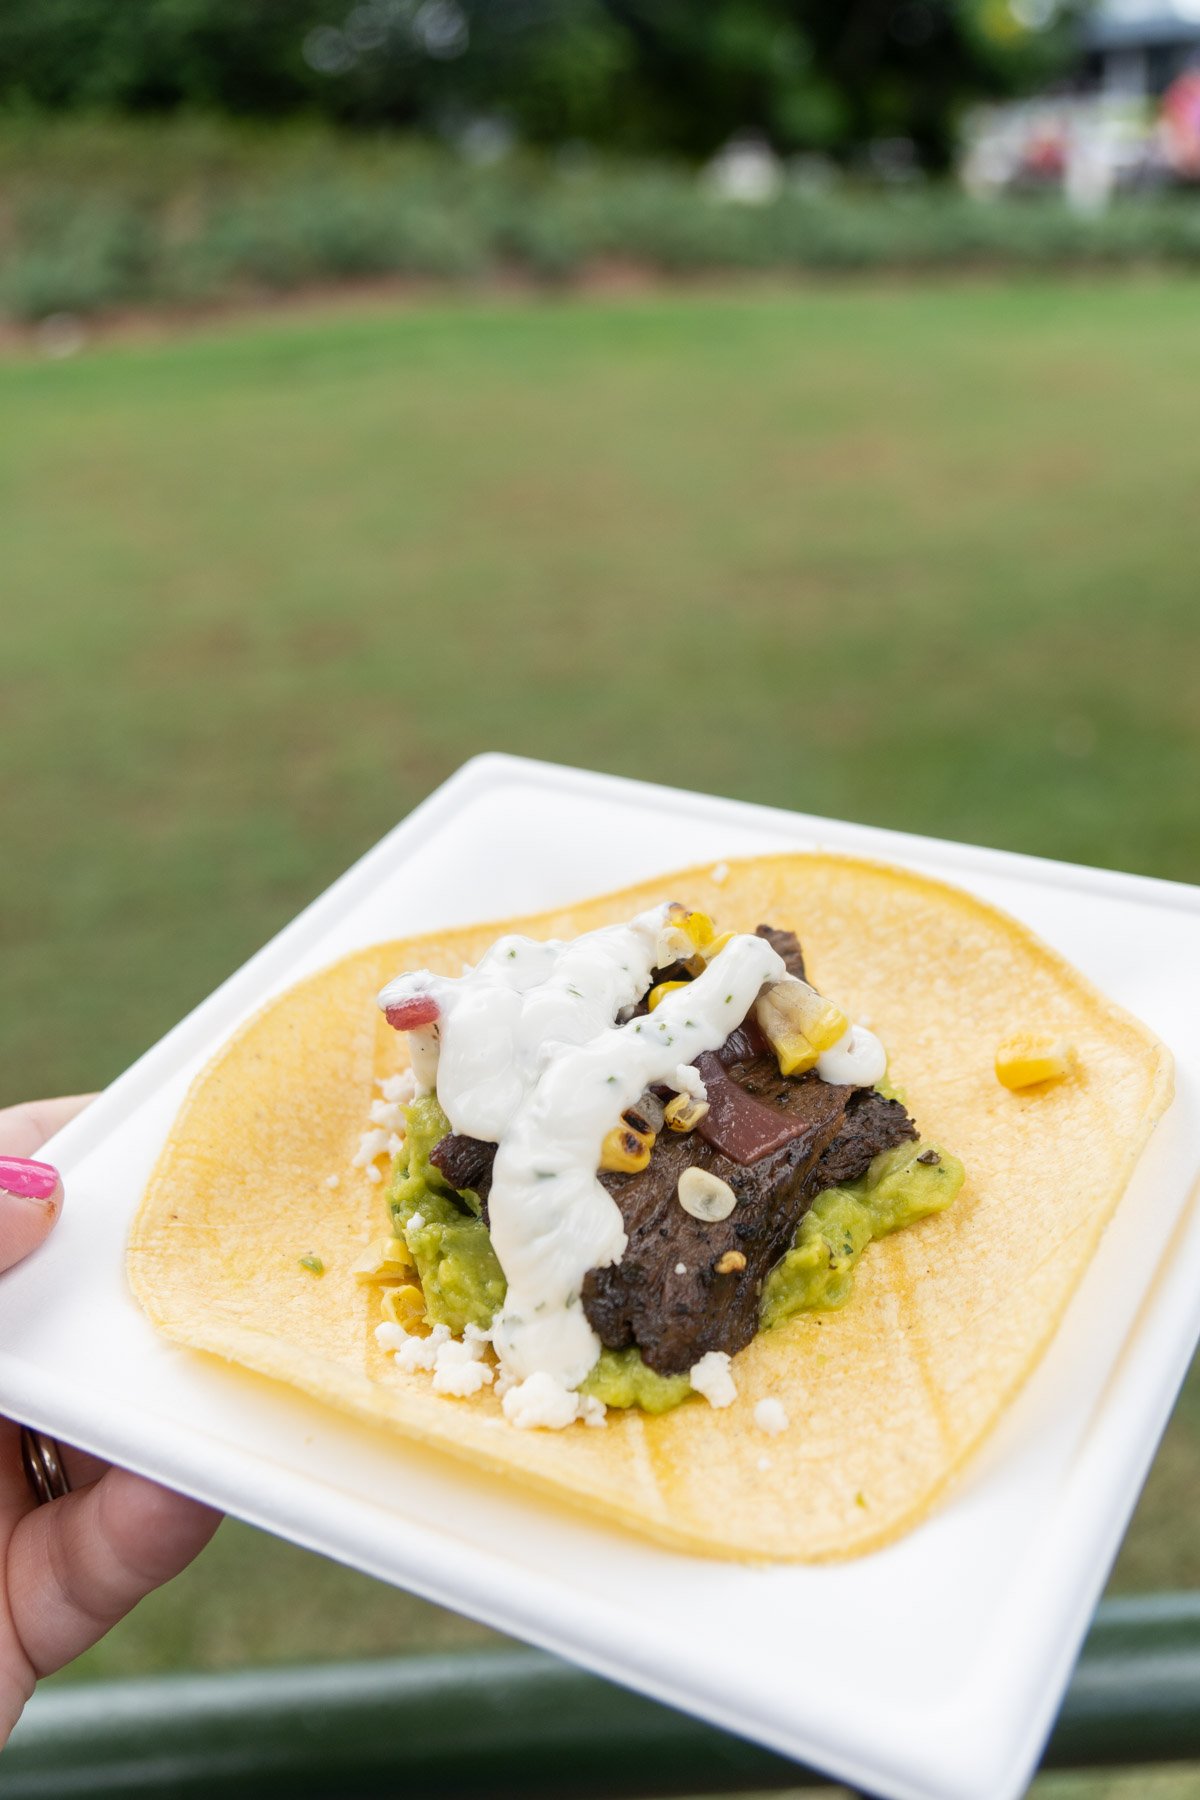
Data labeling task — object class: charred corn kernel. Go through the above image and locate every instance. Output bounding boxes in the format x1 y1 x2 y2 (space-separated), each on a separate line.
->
665 903 715 950
664 1091 710 1132
352 1237 415 1284
758 976 849 1056
701 931 736 962
995 1033 1074 1090
770 1031 819 1077
755 988 819 1075
381 1284 427 1330
714 1250 747 1275
648 979 688 1011
599 1122 655 1173
625 1090 665 1135
657 904 716 972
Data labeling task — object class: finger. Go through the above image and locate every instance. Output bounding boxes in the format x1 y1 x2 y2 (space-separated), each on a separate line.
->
0 1096 95 1159
8 1467 220 1678
0 1163 63 1273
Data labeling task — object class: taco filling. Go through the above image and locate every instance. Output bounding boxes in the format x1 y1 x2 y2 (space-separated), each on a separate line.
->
373 905 964 1429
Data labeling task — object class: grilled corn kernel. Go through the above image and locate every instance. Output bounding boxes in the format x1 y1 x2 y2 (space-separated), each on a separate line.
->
665 903 715 950
625 1091 665 1136
657 904 716 971
769 1031 819 1077
600 1123 655 1173
648 979 688 1012
701 931 736 962
714 1249 747 1275
381 1284 427 1330
995 1033 1074 1090
352 1236 415 1284
664 1091 710 1132
758 976 849 1056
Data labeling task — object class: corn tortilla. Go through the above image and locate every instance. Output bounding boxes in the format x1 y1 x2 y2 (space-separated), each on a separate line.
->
128 854 1173 1560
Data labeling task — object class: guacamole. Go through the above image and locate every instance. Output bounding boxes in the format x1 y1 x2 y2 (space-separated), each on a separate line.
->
759 1140 964 1330
387 1094 506 1336
388 1096 962 1410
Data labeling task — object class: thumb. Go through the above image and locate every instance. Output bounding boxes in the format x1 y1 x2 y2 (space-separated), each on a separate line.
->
0 1160 63 1273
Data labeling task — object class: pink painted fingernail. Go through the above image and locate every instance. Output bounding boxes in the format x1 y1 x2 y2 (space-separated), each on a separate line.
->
0 1157 61 1202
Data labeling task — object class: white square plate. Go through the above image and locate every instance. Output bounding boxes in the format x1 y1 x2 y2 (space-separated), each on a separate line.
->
2 755 1198 1800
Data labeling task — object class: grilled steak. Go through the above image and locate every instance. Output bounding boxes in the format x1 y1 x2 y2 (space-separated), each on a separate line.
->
754 922 806 981
426 920 918 1373
582 1061 915 1374
429 1131 495 1202
584 1068 853 1374
811 1088 916 1188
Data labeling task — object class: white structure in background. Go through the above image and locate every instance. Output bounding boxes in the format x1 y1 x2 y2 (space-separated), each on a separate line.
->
702 136 784 204
1081 0 1200 96
962 0 1200 202
961 94 1152 206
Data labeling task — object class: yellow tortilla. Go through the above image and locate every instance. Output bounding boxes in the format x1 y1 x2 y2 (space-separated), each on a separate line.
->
128 854 1173 1560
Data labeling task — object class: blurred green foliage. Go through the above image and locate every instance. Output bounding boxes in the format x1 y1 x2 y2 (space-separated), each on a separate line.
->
0 0 1079 168
6 115 1200 323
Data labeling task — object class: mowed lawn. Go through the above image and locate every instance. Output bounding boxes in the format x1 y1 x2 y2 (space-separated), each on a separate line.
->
4 282 1200 1790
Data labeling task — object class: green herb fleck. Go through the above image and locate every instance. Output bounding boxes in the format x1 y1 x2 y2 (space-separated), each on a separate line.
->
299 1254 324 1277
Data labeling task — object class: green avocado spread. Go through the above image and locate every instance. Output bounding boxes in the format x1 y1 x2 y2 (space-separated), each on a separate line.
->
387 1094 963 1413
387 1095 506 1336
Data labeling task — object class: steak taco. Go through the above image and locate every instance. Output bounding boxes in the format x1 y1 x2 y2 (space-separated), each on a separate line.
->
129 854 1172 1559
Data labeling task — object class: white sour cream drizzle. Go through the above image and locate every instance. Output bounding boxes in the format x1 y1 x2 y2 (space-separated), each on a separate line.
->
379 909 786 1390
378 908 887 1398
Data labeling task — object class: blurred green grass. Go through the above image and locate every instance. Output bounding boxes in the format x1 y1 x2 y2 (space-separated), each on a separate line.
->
4 282 1200 1793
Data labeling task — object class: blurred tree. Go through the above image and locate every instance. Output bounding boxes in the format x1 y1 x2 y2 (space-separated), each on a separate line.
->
0 0 1082 168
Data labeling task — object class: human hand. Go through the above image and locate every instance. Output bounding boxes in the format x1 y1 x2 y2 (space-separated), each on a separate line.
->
0 1096 221 1746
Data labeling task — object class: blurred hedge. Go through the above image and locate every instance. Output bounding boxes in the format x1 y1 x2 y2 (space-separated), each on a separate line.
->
3 117 1200 323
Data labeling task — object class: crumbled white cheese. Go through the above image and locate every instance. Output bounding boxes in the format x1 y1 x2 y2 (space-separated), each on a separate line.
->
432 1343 489 1393
374 1322 411 1352
369 1098 407 1131
353 1128 391 1167
674 1262 687 1276
710 862 729 885
386 1133 405 1157
463 1322 493 1346
502 1371 587 1430
408 1211 425 1233
379 1071 417 1104
325 1173 340 1190
754 1397 789 1436
431 1337 494 1396
365 1164 383 1184
579 1394 608 1428
392 1323 452 1373
690 1350 737 1409
673 1062 708 1104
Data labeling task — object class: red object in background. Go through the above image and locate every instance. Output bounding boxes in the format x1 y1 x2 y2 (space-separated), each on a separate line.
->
1162 70 1200 179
